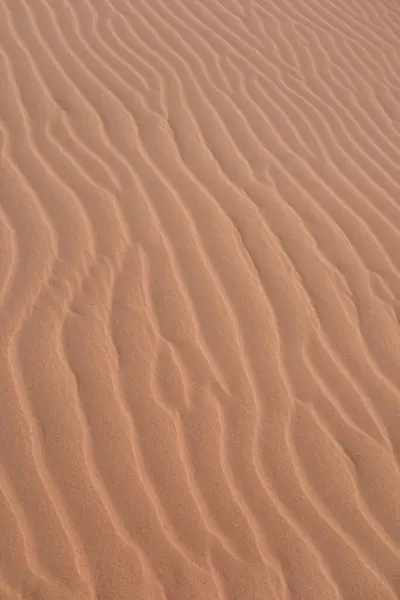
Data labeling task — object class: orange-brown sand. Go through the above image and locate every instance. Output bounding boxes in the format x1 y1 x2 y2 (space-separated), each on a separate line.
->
1 0 400 598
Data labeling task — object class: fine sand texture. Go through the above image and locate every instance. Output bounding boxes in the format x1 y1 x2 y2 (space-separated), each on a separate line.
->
1 0 400 599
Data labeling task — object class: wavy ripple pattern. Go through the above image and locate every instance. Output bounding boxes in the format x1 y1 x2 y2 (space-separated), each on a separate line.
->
0 0 400 598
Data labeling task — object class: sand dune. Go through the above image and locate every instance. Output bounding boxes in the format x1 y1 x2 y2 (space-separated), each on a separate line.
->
0 0 400 598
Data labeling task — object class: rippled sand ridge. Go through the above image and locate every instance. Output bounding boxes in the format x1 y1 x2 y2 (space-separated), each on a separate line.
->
1 0 400 599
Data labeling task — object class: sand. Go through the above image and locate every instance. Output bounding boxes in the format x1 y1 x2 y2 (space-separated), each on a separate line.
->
0 0 400 598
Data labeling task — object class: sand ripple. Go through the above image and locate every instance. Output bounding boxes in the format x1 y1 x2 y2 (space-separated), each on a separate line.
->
0 0 400 598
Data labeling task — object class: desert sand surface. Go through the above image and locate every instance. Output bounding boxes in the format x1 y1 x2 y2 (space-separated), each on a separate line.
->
1 0 400 599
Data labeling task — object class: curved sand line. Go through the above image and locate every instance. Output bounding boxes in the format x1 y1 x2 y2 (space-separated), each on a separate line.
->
1 0 400 598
